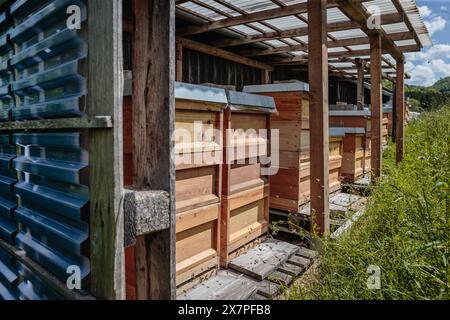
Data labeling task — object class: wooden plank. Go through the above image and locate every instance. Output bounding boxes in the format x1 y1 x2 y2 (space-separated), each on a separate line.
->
178 271 256 300
278 262 303 277
395 59 405 164
288 255 311 269
243 276 281 298
296 247 318 260
132 0 176 300
0 116 113 131
178 37 273 71
370 34 383 179
228 239 299 280
308 0 330 236
268 271 293 286
88 0 125 300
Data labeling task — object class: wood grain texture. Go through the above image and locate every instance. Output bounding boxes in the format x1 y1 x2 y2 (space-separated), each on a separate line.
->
88 0 125 300
132 0 176 300
370 34 383 179
395 59 405 164
308 0 330 236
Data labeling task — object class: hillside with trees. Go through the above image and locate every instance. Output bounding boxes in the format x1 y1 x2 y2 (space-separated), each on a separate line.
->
406 77 450 112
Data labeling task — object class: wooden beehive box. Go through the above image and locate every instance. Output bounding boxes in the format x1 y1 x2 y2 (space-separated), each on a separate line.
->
383 106 393 140
329 110 372 177
244 83 344 213
244 83 310 213
220 90 276 267
339 128 366 182
329 128 345 191
174 83 228 288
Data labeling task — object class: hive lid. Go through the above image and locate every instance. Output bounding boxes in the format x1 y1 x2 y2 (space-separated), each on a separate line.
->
383 106 393 113
243 82 309 94
332 127 366 136
329 110 370 117
329 104 358 111
226 90 277 113
175 82 228 105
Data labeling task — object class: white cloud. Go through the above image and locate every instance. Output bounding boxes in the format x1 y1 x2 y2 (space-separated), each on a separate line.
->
419 5 432 18
405 58 450 86
440 6 448 13
424 16 446 35
406 44 450 62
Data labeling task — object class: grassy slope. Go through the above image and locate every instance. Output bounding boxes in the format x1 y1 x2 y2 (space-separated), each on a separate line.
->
290 107 450 300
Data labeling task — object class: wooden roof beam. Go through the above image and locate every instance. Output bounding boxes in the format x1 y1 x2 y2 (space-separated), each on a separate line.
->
391 0 422 49
336 0 404 61
239 31 413 57
177 0 337 36
211 13 403 48
177 37 273 71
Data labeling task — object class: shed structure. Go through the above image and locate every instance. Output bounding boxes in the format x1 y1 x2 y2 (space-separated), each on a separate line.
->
0 0 430 300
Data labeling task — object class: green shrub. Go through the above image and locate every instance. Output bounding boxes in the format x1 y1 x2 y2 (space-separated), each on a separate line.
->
290 107 450 300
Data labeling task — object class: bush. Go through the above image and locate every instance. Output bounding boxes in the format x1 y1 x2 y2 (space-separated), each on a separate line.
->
290 107 450 300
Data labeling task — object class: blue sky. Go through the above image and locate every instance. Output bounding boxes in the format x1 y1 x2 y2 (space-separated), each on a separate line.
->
405 0 450 86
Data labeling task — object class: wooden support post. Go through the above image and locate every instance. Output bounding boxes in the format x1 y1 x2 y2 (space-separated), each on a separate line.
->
88 0 125 299
261 69 270 84
370 34 383 179
356 58 365 110
132 0 176 300
308 0 330 236
395 59 405 164
176 40 183 82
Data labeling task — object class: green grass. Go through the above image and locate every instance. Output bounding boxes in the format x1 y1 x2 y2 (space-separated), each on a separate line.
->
290 107 450 300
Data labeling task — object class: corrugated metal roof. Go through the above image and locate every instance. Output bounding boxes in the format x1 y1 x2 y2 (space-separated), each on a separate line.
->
176 0 431 78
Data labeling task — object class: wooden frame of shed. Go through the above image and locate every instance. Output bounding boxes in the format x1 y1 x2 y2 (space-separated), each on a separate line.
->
0 0 430 300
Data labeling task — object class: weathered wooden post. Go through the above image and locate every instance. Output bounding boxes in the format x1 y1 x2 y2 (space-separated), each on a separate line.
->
370 34 382 179
88 0 125 300
131 0 176 300
356 58 365 110
308 0 330 236
395 58 405 164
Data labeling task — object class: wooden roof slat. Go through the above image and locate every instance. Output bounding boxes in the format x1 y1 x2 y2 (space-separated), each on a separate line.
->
335 0 404 61
210 13 403 48
177 1 337 36
177 37 274 71
239 31 414 57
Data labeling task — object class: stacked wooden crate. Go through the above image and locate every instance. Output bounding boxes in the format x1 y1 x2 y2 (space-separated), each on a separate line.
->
244 83 343 214
329 110 372 176
329 128 345 191
220 90 276 267
174 83 228 289
122 83 228 295
339 128 366 182
383 106 393 139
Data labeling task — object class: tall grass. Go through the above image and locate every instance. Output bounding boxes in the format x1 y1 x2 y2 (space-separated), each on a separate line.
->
290 107 450 300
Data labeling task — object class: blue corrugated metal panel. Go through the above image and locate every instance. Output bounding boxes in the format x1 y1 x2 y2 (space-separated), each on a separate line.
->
13 132 89 283
0 246 64 300
0 10 13 122
10 0 87 120
0 134 17 244
0 246 20 300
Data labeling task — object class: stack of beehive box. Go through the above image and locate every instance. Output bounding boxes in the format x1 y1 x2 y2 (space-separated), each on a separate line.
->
383 106 393 140
174 83 229 290
329 110 372 176
220 90 276 267
329 128 345 191
338 128 366 182
244 83 344 214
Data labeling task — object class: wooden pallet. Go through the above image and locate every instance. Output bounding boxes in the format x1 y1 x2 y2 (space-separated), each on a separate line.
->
178 239 318 300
